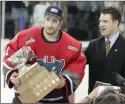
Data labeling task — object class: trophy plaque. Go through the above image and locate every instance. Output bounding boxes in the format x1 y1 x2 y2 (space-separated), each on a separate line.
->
16 62 61 103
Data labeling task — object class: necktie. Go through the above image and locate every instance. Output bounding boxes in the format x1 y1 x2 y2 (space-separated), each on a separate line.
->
106 39 110 56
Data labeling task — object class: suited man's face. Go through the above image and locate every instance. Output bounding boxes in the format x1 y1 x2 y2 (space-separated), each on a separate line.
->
99 13 118 38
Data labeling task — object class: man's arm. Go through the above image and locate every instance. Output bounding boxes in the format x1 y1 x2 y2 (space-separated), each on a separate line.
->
84 41 92 64
2 35 20 88
2 32 37 88
78 86 100 103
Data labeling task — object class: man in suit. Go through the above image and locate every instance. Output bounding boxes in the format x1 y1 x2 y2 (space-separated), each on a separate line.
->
85 7 125 93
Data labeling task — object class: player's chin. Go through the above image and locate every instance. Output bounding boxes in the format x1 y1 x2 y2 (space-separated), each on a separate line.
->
47 31 54 35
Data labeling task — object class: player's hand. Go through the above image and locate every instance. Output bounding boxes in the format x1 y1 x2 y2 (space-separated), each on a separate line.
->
10 72 20 86
56 76 65 89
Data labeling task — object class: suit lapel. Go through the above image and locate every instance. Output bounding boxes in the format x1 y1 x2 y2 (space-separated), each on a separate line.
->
97 37 106 59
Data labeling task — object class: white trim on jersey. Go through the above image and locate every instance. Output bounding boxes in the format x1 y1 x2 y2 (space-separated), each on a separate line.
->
64 75 74 94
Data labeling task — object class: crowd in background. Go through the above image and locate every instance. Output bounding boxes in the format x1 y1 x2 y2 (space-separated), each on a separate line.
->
2 1 125 41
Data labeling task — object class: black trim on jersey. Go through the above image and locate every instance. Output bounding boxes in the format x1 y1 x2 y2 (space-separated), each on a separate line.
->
42 28 62 43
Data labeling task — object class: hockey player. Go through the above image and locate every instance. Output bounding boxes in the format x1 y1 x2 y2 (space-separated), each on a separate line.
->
2 5 87 103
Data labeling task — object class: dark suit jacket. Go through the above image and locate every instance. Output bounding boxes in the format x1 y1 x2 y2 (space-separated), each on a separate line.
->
85 35 125 93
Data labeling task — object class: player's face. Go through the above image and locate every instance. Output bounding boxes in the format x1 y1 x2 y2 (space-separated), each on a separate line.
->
99 13 118 38
44 15 62 35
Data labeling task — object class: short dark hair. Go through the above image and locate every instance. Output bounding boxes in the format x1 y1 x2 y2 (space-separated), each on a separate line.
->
93 87 125 104
100 7 121 25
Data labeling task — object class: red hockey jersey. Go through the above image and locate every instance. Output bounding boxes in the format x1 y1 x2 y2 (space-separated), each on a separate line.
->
3 27 86 101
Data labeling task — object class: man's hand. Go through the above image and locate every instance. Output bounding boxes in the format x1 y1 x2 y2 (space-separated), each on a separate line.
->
88 86 100 100
56 76 65 89
78 86 100 103
10 72 20 86
119 93 125 98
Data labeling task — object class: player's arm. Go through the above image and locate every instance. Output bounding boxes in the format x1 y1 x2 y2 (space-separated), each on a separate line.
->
60 44 87 96
2 34 21 88
2 33 37 88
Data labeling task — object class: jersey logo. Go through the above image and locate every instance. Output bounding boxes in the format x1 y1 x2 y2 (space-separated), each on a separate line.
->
38 56 65 76
68 45 78 52
25 37 35 45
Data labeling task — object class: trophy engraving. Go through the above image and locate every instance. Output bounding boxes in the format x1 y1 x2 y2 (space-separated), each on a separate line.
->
15 62 61 103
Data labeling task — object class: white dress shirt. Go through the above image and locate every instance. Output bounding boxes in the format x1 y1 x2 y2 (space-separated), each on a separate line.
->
105 31 119 48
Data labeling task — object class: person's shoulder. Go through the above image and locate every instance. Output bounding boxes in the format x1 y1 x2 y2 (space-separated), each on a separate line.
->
62 31 81 46
119 34 125 43
90 36 104 44
16 27 41 39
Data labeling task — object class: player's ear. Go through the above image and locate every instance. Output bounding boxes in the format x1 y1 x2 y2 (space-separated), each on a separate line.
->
58 20 63 30
60 20 63 26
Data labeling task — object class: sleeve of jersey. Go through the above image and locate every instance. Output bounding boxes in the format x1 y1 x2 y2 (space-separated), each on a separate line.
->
61 45 87 96
2 35 20 88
